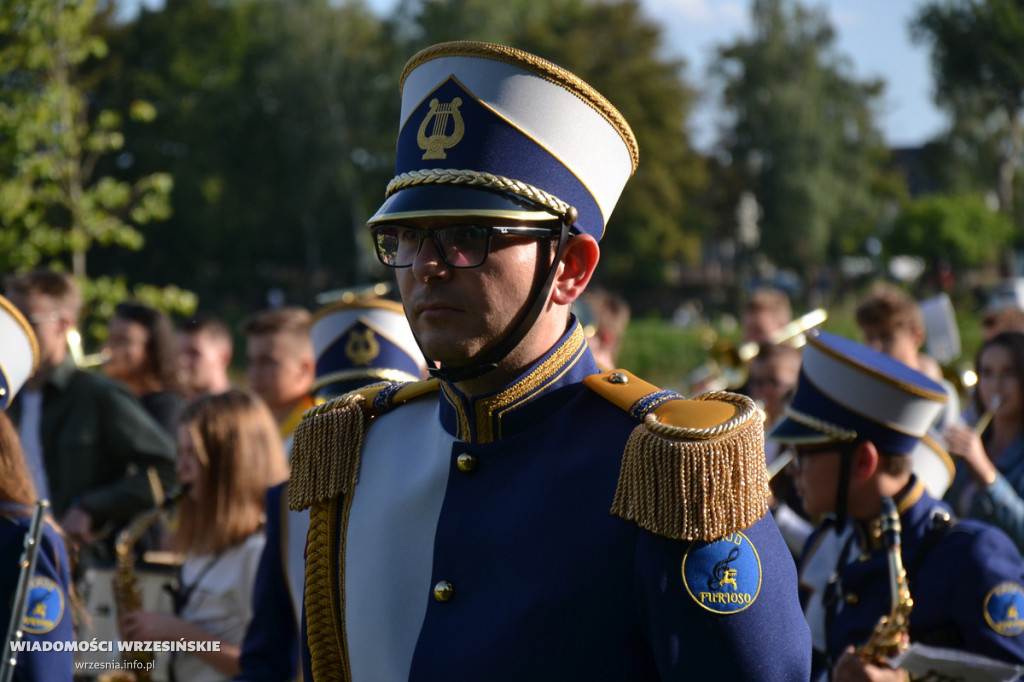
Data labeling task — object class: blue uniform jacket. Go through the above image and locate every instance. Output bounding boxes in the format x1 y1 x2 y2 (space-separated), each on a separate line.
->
297 322 811 680
807 477 1024 671
235 482 301 682
0 504 74 682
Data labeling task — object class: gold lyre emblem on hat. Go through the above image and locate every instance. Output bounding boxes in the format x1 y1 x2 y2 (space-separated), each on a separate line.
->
417 97 465 160
345 329 381 367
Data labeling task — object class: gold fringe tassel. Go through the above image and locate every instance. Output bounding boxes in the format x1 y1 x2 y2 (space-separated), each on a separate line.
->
611 411 770 542
288 395 371 512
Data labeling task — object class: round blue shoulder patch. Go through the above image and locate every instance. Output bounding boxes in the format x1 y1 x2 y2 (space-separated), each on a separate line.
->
984 581 1024 636
682 531 762 614
21 576 65 635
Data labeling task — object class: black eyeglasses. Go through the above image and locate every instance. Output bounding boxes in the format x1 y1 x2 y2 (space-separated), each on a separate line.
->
370 224 559 269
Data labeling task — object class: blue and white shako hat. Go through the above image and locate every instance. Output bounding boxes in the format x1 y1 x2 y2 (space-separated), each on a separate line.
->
311 298 427 399
0 294 39 410
769 330 949 456
367 41 639 239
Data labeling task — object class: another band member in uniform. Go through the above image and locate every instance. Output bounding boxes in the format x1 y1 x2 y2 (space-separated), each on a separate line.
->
242 307 316 456
0 294 74 681
770 330 1024 681
236 297 426 681
289 41 810 680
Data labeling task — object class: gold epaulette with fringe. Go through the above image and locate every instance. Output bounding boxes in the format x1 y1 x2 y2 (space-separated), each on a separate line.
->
584 370 769 542
288 378 440 511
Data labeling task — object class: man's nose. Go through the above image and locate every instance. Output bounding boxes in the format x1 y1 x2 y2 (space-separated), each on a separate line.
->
411 232 450 280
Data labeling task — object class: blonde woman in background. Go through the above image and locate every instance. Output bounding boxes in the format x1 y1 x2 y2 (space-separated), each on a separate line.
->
120 389 288 682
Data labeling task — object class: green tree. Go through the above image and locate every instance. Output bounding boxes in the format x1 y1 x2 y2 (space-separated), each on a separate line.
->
912 0 1024 219
713 0 896 275
96 0 402 310
0 0 193 336
884 193 1014 270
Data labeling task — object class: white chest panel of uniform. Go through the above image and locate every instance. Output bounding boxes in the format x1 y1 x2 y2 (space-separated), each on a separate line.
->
800 525 856 653
345 400 454 681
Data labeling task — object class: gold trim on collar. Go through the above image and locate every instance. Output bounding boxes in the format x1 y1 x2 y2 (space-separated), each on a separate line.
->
473 324 587 443
441 381 472 441
897 478 926 515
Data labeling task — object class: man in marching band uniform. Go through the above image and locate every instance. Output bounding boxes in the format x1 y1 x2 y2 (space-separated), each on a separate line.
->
770 330 1024 681
289 41 810 680
0 294 74 681
236 297 426 681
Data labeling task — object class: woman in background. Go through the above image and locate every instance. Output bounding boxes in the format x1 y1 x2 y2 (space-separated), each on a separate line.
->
103 302 184 437
945 331 1024 552
119 389 288 681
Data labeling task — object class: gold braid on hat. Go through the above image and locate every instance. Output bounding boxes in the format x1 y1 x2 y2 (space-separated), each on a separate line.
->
783 406 858 442
385 168 579 226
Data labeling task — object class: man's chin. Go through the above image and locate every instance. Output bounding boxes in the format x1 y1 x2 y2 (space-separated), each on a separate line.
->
416 337 484 367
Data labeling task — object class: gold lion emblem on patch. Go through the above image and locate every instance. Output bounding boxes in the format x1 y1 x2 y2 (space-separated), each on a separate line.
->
21 576 65 635
984 582 1024 636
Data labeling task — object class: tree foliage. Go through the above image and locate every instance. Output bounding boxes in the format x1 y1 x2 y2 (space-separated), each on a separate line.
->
712 0 896 275
912 0 1024 220
94 0 404 312
89 0 705 311
0 0 193 331
885 193 1014 269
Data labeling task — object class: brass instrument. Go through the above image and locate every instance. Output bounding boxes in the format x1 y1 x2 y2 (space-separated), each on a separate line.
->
687 308 827 393
110 471 178 681
858 496 913 665
67 328 111 368
1 500 50 682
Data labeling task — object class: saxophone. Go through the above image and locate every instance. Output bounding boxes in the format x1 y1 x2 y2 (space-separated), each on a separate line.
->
111 505 164 679
110 471 180 681
857 496 913 665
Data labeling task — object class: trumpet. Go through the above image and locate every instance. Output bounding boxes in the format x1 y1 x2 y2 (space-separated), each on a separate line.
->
687 308 828 393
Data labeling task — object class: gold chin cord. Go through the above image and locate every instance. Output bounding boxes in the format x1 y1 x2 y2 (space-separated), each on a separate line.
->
857 496 913 666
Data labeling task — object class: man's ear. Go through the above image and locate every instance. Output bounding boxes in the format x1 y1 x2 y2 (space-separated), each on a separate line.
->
550 234 599 306
851 441 880 481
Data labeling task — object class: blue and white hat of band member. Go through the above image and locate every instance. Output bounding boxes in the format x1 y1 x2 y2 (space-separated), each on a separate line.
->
769 330 949 456
0 294 39 411
912 431 956 498
367 41 639 241
311 298 426 399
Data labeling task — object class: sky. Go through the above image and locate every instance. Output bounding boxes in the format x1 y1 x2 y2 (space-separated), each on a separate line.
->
117 0 947 153
644 0 946 151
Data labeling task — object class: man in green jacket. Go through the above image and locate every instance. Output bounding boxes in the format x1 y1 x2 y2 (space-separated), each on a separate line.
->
4 270 177 564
